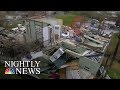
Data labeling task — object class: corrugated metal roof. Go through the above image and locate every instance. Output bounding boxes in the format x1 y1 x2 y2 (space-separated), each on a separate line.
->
87 56 101 63
53 53 68 68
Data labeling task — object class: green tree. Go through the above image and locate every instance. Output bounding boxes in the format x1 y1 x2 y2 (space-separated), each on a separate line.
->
110 12 120 65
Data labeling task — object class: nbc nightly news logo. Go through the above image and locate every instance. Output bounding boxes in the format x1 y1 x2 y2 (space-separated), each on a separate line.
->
5 61 41 74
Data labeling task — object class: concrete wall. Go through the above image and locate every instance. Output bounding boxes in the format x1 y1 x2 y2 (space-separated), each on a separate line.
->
25 18 63 44
58 41 102 75
61 41 87 55
25 19 43 43
78 57 101 75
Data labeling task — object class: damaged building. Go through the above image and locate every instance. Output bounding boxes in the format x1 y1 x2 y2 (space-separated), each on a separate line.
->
24 15 63 47
0 13 113 79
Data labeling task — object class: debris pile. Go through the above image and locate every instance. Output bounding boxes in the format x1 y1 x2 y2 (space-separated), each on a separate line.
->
1 16 117 79
19 23 111 79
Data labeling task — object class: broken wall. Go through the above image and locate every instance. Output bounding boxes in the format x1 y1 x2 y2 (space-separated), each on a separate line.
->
78 57 101 75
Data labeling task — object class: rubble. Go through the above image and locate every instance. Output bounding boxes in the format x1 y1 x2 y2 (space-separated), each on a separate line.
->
0 15 113 79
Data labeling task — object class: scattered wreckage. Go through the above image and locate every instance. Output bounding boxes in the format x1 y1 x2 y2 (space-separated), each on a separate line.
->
19 26 111 79
0 18 114 79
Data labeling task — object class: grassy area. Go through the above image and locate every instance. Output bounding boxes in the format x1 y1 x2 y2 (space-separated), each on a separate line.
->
55 12 92 27
108 61 120 79
55 14 77 26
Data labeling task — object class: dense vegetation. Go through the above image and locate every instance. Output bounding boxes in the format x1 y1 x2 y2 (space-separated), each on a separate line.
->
104 33 120 79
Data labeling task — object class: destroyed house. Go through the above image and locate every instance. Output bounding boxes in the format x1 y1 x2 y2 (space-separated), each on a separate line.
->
21 51 53 73
56 40 105 75
24 16 63 46
40 39 104 75
25 16 46 43
83 35 109 52
42 46 67 69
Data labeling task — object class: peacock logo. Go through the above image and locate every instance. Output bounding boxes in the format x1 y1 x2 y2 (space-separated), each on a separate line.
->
5 68 15 74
